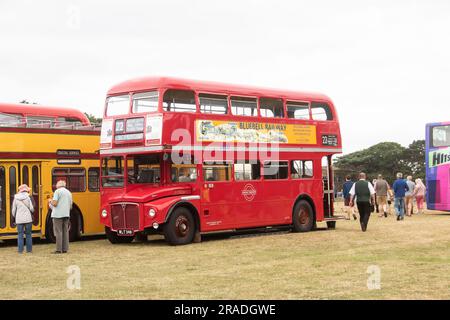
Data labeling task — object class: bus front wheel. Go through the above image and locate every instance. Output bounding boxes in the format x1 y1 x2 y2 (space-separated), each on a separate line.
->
105 227 134 244
163 207 195 245
292 200 315 232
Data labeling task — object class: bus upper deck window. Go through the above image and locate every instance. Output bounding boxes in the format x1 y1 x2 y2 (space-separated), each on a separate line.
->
311 102 333 121
286 101 310 120
231 97 258 117
133 91 159 113
260 98 284 118
432 125 450 147
199 94 228 115
106 95 130 117
0 113 22 127
163 89 196 113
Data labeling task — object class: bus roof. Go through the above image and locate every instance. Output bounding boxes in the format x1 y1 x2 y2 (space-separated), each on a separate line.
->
0 102 90 125
107 76 332 102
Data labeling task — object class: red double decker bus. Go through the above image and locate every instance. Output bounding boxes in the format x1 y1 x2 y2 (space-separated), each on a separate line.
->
99 77 343 245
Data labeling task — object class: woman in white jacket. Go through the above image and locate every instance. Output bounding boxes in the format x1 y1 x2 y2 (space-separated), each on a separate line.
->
12 184 34 253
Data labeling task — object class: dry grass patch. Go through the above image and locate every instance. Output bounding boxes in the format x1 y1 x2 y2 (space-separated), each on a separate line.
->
1 207 449 299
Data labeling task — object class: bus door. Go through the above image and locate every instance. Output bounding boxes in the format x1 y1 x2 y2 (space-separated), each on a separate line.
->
0 162 42 237
19 162 42 230
200 163 235 230
322 156 334 218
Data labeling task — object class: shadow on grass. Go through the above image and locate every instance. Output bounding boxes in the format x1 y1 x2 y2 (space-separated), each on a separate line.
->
1 226 333 248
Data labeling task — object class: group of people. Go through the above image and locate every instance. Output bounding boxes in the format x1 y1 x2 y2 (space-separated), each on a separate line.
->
11 180 73 254
342 172 427 232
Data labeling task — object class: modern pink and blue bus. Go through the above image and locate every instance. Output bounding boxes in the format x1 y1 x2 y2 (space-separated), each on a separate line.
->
425 122 450 212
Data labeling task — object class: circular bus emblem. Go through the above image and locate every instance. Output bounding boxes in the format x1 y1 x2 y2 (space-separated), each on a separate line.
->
242 184 257 201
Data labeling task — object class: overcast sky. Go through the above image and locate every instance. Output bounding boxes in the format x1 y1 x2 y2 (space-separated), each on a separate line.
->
1 0 449 154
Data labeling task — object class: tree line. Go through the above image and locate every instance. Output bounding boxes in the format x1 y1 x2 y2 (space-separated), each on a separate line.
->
334 140 425 185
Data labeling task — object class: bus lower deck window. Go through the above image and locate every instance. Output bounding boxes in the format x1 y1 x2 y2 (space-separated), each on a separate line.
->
291 160 314 179
203 163 231 181
234 162 261 180
263 161 288 180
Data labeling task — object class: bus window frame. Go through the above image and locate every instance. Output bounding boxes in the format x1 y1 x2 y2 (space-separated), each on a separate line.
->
259 97 285 119
105 93 132 118
52 167 86 193
262 161 289 180
431 124 450 148
88 167 100 192
162 88 198 113
230 96 259 117
101 156 125 188
286 100 312 120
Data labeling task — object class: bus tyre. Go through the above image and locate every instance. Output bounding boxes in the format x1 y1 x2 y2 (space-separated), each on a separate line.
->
105 227 134 244
292 200 315 232
326 221 336 229
45 216 56 243
68 211 80 242
46 211 80 242
164 207 195 245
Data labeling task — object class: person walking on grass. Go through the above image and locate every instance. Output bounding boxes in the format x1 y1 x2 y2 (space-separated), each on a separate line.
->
342 175 357 220
393 172 409 221
49 180 73 254
11 184 34 254
349 172 376 232
374 174 390 218
413 178 426 214
405 176 416 216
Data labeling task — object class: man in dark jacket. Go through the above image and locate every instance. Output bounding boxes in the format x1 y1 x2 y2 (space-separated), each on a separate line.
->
349 172 376 232
392 172 409 221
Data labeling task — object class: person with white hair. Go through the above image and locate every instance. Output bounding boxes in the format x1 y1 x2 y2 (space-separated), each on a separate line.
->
49 180 73 254
392 172 409 221
405 176 416 216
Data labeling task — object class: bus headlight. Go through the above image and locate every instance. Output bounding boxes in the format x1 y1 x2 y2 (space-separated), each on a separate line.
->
101 209 108 218
148 208 156 218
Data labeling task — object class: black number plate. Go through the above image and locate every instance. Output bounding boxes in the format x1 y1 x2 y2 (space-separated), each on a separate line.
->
117 229 134 236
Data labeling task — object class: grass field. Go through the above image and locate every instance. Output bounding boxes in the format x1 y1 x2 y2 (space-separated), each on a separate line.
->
1 205 449 300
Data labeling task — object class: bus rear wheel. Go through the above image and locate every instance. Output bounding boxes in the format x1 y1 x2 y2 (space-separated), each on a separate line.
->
163 207 195 245
105 227 134 244
292 200 315 232
45 211 80 243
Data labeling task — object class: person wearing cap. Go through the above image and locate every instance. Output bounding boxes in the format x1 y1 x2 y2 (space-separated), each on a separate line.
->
49 180 73 254
12 184 34 253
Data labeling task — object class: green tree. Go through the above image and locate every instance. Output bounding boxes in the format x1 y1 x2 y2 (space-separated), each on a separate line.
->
402 140 425 180
84 113 102 125
334 140 426 185
334 142 408 183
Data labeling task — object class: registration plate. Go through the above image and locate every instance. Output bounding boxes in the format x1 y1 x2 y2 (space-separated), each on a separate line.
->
117 229 135 236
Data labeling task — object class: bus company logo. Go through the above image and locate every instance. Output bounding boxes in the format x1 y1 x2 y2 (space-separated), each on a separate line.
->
242 184 257 201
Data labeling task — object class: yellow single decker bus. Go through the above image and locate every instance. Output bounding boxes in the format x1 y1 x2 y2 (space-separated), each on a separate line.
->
0 103 102 242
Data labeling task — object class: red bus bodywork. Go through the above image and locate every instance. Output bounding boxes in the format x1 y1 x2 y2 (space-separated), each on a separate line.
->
99 77 342 245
